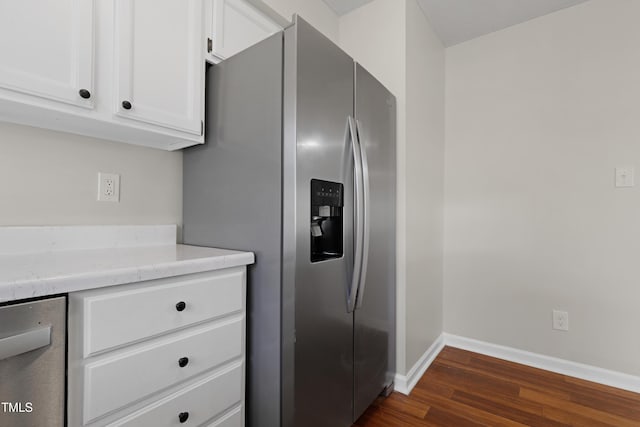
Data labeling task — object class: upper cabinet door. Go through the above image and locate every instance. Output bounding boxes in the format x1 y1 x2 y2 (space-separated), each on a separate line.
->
114 0 203 136
0 0 94 108
209 0 281 61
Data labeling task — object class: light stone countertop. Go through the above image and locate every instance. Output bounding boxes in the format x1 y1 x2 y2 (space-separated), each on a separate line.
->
0 226 254 303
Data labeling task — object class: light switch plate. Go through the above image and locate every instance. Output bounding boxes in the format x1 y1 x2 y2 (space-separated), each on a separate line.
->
615 167 635 188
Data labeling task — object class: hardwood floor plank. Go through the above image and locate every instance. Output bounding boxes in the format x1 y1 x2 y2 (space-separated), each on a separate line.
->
382 393 430 419
437 346 473 364
423 407 486 427
418 391 529 427
355 405 439 427
563 375 640 401
542 406 620 427
414 374 456 398
354 347 640 427
450 390 568 427
519 387 640 427
427 361 521 398
567 387 640 421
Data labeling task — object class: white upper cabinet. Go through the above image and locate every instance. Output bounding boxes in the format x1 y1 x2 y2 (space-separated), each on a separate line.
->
207 0 281 62
0 0 283 150
0 0 94 108
114 0 204 135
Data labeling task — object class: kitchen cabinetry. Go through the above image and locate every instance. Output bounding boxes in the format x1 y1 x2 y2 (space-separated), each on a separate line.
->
0 0 283 149
0 0 205 150
68 267 246 426
0 0 94 109
114 0 204 135
206 0 281 63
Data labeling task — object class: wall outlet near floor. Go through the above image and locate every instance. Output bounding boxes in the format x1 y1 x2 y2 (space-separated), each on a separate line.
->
552 310 569 331
97 172 120 202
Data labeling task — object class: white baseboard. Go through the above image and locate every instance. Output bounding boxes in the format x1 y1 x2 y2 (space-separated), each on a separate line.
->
394 332 640 396
394 334 445 395
443 333 640 394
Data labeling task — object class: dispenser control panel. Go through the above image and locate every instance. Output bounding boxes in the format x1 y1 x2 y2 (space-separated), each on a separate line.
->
311 180 343 207
310 179 344 263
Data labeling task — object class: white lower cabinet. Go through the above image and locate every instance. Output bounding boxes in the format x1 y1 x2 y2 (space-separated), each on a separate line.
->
68 268 246 427
206 408 242 427
109 364 243 427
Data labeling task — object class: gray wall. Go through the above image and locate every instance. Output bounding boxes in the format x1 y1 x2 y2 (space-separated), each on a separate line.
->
0 123 182 226
445 0 640 376
404 0 445 370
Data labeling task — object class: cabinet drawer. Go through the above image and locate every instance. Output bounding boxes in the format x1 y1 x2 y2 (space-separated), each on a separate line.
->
206 407 242 427
80 269 244 356
108 363 243 427
84 318 243 424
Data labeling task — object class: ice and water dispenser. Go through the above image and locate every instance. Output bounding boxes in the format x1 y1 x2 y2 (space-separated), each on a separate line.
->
310 179 344 262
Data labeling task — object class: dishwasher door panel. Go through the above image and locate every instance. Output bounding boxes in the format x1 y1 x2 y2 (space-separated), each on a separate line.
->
0 296 66 427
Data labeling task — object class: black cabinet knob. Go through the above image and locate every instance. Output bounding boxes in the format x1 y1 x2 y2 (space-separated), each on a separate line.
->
79 89 91 99
122 100 132 110
178 412 189 423
175 301 186 312
178 357 189 368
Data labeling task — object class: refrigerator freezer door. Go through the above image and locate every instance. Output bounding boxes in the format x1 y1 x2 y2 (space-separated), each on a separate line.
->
183 33 284 427
286 17 356 427
353 63 397 421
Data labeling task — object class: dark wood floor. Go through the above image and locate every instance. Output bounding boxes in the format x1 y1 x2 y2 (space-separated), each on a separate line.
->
355 346 640 426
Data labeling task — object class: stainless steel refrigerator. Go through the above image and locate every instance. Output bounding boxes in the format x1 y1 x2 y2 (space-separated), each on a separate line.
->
183 16 396 427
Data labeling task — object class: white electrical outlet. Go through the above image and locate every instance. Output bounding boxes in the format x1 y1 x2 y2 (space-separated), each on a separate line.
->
97 172 120 202
552 310 569 331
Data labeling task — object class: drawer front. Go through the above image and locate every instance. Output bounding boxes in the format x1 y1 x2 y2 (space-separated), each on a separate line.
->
207 407 242 427
82 269 244 356
109 363 243 427
84 318 243 424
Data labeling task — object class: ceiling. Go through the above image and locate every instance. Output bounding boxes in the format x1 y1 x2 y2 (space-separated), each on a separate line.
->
416 0 589 47
321 0 589 47
322 0 374 15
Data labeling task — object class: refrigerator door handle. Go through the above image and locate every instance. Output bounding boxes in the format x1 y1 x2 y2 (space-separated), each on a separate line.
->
355 119 370 309
347 116 364 313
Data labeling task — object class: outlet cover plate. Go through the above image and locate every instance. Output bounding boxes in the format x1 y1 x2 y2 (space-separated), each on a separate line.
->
552 310 569 331
615 167 635 188
98 172 120 202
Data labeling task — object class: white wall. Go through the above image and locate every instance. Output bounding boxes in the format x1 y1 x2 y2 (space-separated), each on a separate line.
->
445 0 640 376
0 123 182 226
262 0 339 42
340 0 445 375
404 0 445 370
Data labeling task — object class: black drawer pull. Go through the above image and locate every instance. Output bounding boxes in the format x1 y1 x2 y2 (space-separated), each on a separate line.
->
176 301 186 312
178 412 189 423
79 89 91 99
178 357 189 368
122 100 132 110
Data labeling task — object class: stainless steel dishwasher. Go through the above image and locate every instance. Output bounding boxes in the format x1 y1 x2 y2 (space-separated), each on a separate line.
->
0 296 66 427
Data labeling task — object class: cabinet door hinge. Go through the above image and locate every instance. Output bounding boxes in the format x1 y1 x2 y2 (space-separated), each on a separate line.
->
201 120 204 136
207 38 213 53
